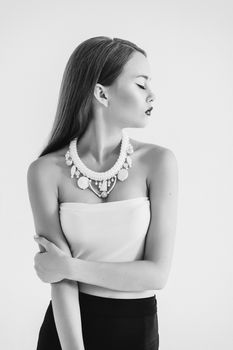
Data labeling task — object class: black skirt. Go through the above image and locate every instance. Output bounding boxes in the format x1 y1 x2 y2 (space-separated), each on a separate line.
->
36 291 159 350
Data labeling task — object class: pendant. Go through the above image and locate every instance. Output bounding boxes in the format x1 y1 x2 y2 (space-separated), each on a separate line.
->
77 176 89 189
117 168 128 181
71 165 76 178
89 176 117 198
126 156 132 167
99 180 107 192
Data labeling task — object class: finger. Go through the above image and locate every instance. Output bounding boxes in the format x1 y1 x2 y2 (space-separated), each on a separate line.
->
34 236 52 250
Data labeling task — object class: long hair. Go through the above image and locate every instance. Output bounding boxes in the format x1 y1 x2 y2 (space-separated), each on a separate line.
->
38 36 147 158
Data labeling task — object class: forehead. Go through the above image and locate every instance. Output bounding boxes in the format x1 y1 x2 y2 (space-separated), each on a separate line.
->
121 51 152 81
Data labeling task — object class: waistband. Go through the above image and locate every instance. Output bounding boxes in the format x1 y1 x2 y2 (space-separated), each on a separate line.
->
78 291 157 317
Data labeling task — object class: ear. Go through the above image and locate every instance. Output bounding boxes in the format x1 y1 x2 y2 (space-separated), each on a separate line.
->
93 83 109 107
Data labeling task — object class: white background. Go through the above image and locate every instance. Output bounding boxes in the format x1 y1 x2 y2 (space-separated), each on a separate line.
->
1 0 232 349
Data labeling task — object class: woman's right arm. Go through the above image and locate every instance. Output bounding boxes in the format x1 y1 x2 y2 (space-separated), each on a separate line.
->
27 158 85 350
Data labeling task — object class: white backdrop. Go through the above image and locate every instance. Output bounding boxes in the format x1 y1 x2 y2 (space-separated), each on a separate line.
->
1 0 232 349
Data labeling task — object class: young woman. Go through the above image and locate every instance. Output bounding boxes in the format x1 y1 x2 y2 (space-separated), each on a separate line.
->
27 36 178 350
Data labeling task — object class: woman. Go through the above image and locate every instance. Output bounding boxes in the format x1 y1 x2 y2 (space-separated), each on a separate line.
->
27 36 178 350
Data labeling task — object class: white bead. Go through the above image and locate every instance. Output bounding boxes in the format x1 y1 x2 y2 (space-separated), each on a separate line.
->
66 159 73 166
126 144 134 154
117 168 128 181
101 191 108 198
77 176 89 189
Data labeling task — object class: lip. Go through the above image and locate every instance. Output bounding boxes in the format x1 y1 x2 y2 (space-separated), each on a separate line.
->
145 106 153 112
145 106 153 115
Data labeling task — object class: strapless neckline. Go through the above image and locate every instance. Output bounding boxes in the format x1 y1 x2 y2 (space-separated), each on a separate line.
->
59 195 152 298
59 196 149 209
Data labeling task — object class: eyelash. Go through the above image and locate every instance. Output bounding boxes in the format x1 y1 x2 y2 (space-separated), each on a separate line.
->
136 84 145 90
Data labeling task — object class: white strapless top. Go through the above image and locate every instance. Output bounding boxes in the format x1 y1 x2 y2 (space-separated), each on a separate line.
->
59 196 155 298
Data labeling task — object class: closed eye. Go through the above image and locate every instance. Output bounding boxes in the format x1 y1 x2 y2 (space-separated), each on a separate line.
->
136 84 145 90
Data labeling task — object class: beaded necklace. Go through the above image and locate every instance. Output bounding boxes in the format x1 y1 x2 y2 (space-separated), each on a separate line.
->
65 129 134 198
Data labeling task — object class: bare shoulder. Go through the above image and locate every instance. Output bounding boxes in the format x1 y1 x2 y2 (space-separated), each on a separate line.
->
27 150 65 221
131 138 177 164
27 148 66 182
131 138 178 185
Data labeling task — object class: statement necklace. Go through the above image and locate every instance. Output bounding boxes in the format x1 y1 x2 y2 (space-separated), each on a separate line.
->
65 129 134 199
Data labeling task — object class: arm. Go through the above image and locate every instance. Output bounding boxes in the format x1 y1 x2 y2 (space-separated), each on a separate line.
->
27 158 85 350
68 258 163 291
66 148 178 291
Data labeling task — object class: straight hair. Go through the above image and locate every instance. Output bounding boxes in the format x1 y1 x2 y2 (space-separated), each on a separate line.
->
38 36 146 158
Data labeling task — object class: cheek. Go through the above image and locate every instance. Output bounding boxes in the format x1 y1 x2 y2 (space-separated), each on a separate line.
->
114 86 141 110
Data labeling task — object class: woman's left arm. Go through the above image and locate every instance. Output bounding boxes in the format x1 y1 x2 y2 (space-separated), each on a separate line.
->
35 148 178 291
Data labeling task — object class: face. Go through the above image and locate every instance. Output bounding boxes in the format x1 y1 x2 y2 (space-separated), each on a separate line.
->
106 51 155 128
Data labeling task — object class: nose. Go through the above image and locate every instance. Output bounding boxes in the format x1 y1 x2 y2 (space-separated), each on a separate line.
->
146 89 156 103
147 93 155 103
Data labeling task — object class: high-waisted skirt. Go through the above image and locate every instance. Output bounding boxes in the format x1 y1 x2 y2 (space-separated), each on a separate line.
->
36 291 159 350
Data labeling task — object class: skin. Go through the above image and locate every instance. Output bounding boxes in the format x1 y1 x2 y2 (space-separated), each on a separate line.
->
32 51 177 289
70 50 155 164
33 50 156 282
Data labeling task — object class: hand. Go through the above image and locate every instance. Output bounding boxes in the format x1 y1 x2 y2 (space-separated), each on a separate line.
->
33 236 71 283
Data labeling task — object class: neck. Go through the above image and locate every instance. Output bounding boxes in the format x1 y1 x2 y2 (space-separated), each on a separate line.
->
77 119 124 164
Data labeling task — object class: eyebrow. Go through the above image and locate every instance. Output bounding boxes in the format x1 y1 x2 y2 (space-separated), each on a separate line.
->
135 74 152 81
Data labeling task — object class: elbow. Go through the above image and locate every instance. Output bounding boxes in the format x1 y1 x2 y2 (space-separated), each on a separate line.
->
153 270 168 290
156 277 167 290
147 261 169 290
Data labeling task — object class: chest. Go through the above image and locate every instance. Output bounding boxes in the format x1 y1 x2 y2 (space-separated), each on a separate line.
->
58 145 150 204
